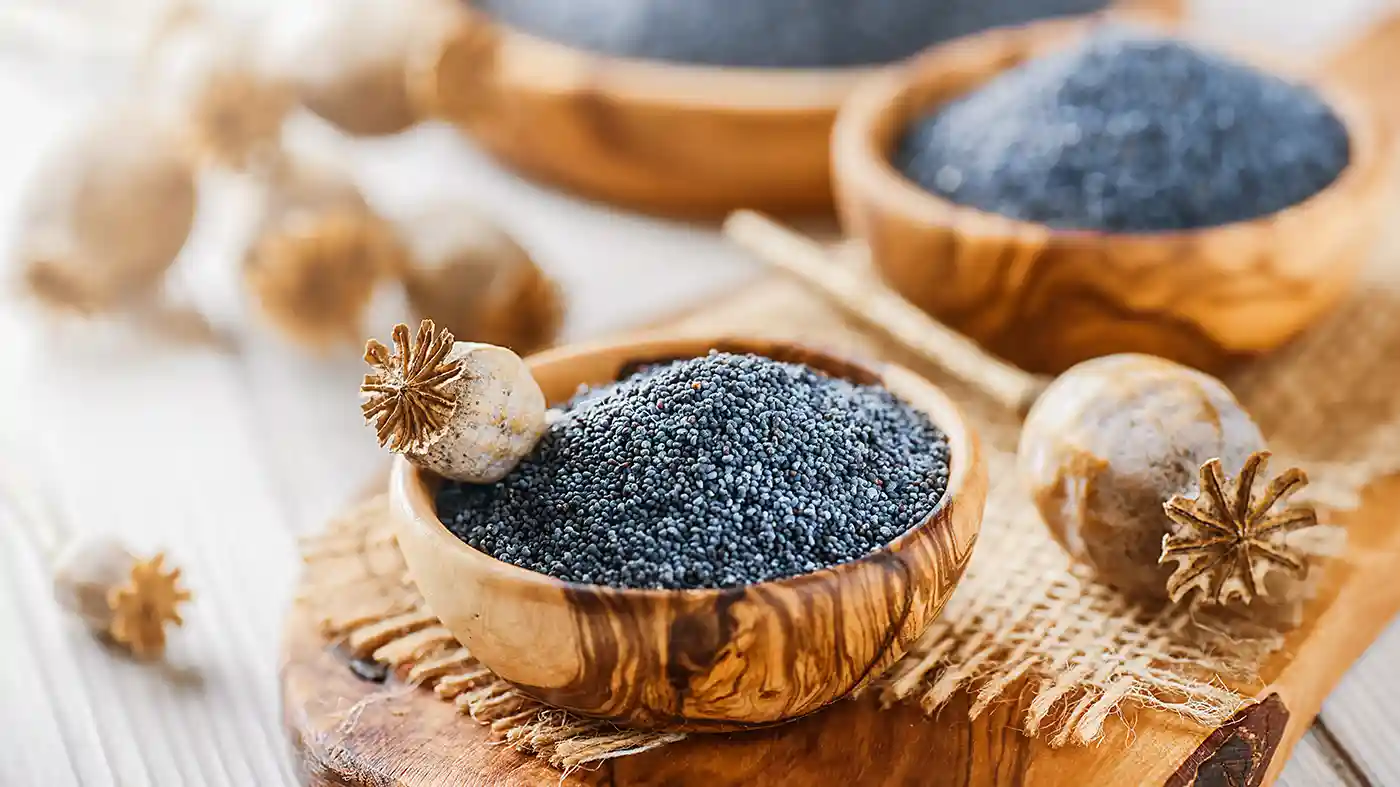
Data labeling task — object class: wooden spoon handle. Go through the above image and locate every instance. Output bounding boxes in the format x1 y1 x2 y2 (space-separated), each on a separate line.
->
723 211 1048 417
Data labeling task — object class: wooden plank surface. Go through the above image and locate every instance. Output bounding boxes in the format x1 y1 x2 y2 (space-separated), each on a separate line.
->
3 2 1400 785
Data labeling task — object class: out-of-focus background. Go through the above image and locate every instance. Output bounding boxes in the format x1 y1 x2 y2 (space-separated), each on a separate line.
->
0 1 1397 785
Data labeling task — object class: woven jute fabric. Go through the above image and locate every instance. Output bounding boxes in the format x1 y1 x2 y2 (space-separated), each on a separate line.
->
299 496 687 770
299 240 1400 767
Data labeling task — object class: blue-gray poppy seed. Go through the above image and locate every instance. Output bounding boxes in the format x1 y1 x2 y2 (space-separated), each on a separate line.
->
895 26 1350 232
474 0 1110 68
436 352 951 590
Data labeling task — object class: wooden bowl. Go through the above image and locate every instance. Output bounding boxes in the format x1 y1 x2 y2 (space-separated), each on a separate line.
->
831 19 1394 375
390 335 986 731
413 3 1181 217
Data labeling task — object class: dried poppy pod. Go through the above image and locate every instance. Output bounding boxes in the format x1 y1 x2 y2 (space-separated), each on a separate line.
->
145 16 295 170
397 204 564 355
15 106 196 314
725 211 1327 606
244 155 406 350
1017 354 1268 599
52 536 191 660
266 0 454 136
361 320 548 483
1160 451 1321 607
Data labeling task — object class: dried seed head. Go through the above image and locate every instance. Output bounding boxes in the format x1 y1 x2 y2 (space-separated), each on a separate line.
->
266 0 455 135
148 18 294 171
53 536 191 660
361 320 548 483
1018 354 1267 600
15 106 196 314
362 320 465 453
1160 451 1322 607
244 157 404 350
107 554 192 659
397 205 564 355
185 67 294 170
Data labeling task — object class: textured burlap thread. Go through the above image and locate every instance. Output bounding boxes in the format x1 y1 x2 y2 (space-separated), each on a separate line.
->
297 235 1400 768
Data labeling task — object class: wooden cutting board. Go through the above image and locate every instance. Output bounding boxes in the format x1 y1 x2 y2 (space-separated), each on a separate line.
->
281 278 1400 787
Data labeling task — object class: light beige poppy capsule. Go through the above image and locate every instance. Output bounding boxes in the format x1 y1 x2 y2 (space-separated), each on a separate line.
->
52 535 191 660
243 155 406 350
361 320 548 483
396 203 565 355
15 106 196 314
145 13 295 171
1017 354 1269 600
266 0 456 136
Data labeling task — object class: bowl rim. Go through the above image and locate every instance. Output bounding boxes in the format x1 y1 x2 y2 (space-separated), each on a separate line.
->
392 335 980 603
831 16 1386 246
448 6 878 112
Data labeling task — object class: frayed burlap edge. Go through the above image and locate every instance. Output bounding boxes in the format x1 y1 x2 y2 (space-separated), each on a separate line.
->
296 479 1296 764
855 450 1305 748
298 495 685 770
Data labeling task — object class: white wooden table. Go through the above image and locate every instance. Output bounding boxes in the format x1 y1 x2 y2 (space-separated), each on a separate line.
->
1 3 1397 784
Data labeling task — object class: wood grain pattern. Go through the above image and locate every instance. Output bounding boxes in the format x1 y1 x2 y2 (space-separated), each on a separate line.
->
1166 695 1289 787
391 336 986 730
414 3 1182 217
831 18 1395 375
413 6 864 216
285 277 1400 786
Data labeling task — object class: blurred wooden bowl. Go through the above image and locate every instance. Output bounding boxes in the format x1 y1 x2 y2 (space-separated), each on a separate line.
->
832 18 1393 375
390 335 986 731
413 3 1181 217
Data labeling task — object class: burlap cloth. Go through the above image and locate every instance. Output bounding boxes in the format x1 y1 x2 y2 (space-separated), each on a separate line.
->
299 233 1400 770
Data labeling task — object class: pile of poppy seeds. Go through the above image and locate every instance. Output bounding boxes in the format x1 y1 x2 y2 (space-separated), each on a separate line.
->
436 352 951 590
896 26 1351 232
474 0 1108 68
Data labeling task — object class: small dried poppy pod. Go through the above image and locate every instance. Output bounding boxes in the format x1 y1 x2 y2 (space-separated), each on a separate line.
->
361 320 548 483
16 106 196 314
244 156 406 350
1160 451 1323 608
146 17 295 171
52 536 191 660
266 0 454 136
397 204 565 355
1017 354 1266 600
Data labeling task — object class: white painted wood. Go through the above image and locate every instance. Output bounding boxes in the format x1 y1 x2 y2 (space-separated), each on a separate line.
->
1277 730 1353 787
1318 624 1400 786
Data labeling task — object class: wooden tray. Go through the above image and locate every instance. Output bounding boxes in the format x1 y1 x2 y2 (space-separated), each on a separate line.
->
282 278 1400 787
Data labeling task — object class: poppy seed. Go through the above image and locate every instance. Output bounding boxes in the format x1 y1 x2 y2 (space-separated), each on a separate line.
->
895 26 1351 232
474 0 1110 68
436 352 951 590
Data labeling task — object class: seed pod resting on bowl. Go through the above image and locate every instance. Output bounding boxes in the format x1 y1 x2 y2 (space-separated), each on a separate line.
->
15 106 196 314
361 319 548 483
725 211 1327 608
265 0 453 136
396 203 564 355
52 535 191 660
243 155 406 350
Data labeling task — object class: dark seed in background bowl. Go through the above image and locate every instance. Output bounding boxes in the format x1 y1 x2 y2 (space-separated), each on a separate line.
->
473 0 1112 68
895 25 1351 232
436 351 951 590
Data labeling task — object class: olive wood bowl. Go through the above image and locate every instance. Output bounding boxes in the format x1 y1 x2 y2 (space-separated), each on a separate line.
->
390 335 987 731
412 2 1180 217
832 18 1394 375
